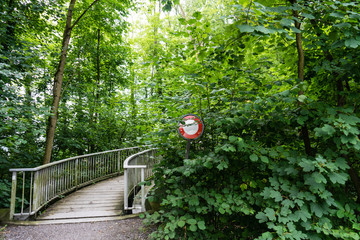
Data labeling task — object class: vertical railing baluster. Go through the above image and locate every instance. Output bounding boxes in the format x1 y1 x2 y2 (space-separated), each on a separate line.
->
45 168 49 202
21 172 25 214
9 171 17 220
39 170 43 207
124 168 128 210
63 162 65 192
117 150 120 173
90 156 93 181
98 154 100 178
69 161 71 189
141 168 145 212
89 157 91 182
64 162 67 190
57 165 60 196
75 158 78 188
52 167 55 199
32 171 39 214
29 171 33 215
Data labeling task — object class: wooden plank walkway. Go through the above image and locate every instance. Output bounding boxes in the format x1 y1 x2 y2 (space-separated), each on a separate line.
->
36 175 124 221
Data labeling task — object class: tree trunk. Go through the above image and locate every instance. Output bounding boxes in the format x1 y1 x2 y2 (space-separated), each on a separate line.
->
43 0 100 164
95 28 101 123
130 69 137 118
43 0 76 164
291 1 313 156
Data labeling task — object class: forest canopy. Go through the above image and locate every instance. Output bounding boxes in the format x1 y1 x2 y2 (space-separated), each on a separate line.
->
1 0 360 239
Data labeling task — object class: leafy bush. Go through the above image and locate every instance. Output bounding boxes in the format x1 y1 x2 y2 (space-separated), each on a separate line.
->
144 93 360 239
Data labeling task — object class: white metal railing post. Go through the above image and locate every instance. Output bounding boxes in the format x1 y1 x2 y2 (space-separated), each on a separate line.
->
32 171 39 214
9 171 17 220
118 150 121 172
124 169 128 209
141 168 145 212
123 148 158 213
75 158 78 188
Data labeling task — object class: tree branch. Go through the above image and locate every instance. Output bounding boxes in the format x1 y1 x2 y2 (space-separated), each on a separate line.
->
71 0 100 29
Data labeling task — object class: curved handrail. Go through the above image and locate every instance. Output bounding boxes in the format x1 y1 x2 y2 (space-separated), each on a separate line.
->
123 148 158 212
9 146 150 220
10 146 148 172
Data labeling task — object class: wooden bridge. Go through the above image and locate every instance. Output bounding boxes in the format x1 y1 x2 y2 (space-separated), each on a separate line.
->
8 147 158 223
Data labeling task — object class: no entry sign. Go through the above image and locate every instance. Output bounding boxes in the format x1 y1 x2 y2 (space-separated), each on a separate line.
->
178 114 204 140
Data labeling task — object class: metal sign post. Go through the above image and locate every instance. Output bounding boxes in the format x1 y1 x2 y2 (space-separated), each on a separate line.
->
178 114 204 159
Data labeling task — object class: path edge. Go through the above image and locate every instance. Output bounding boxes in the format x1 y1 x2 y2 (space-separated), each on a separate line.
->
2 213 141 226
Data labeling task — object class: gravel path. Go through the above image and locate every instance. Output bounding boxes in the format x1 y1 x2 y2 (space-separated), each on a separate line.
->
1 218 152 240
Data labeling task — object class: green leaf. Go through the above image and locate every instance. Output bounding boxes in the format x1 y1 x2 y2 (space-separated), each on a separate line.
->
236 24 254 33
260 155 269 163
333 22 351 28
264 208 276 221
298 95 306 102
177 220 186 227
219 208 225 214
328 172 348 184
280 18 293 27
335 158 349 170
192 11 202 20
299 158 315 172
188 19 197 25
345 38 360 48
310 202 324 218
255 212 267 223
330 12 345 18
240 183 248 191
187 218 197 225
250 154 259 162
255 25 270 34
270 190 282 202
179 18 187 25
337 209 345 218
302 13 315 19
197 220 206 230
315 124 336 137
189 224 197 232
312 172 327 184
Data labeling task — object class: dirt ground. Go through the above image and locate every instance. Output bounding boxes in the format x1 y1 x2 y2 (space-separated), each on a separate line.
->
0 217 153 240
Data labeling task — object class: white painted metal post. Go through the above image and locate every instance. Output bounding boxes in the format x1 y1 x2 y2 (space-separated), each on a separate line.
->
75 159 78 188
141 168 145 212
32 171 39 213
118 151 121 173
124 169 128 210
9 171 17 220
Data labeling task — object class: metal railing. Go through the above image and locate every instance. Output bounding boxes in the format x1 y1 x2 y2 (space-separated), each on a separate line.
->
9 146 149 220
124 148 158 213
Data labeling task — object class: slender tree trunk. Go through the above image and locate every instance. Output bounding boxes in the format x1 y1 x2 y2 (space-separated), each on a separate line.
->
95 28 101 123
290 1 313 156
89 29 101 153
43 0 100 164
130 68 137 118
43 0 99 164
43 0 76 164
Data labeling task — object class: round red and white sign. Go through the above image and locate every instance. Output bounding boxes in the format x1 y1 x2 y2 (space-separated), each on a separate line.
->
178 114 204 140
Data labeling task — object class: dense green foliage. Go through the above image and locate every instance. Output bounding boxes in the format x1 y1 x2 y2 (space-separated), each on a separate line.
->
134 0 360 239
0 0 136 208
1 0 360 238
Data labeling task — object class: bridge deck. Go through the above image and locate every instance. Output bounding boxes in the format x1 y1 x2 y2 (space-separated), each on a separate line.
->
36 175 124 221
